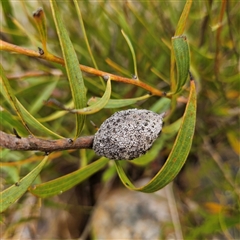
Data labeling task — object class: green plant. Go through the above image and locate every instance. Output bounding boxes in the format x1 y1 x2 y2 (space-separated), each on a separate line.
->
0 1 239 239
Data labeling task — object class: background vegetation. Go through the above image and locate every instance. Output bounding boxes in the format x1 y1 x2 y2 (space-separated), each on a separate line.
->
0 0 239 239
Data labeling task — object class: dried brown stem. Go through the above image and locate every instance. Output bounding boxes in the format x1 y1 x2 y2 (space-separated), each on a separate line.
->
0 131 94 152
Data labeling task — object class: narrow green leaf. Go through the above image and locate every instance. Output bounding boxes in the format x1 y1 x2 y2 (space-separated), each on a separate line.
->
0 64 31 134
115 80 197 192
109 3 132 37
0 156 48 213
106 58 132 77
0 108 28 135
114 161 136 188
170 45 177 92
1 166 19 184
15 100 64 138
170 0 192 95
102 164 117 183
29 157 109 198
0 65 63 138
151 67 170 84
38 100 73 122
150 97 171 113
72 78 111 114
130 136 166 166
29 80 58 115
170 0 192 92
50 1 86 137
172 35 190 93
73 0 104 87
1 1 15 29
87 94 150 109
127 2 164 48
163 117 182 134
121 29 138 78
175 0 193 36
1 0 21 44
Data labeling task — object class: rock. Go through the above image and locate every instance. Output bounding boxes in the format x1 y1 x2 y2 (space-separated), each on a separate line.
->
91 183 174 239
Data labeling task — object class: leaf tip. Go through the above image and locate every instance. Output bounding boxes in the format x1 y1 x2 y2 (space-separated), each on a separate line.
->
32 7 44 19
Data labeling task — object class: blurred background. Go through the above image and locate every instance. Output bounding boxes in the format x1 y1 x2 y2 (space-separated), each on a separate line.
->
0 1 239 239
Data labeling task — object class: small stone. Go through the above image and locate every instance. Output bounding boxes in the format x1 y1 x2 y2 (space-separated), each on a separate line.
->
93 109 164 160
91 180 173 239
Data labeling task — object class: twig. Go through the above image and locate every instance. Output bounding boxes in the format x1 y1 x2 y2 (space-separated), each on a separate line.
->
0 131 94 152
0 39 167 98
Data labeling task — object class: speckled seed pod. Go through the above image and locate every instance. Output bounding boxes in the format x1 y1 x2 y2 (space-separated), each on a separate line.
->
93 109 165 160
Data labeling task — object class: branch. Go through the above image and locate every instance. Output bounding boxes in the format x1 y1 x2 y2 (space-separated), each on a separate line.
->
0 131 94 152
0 39 167 97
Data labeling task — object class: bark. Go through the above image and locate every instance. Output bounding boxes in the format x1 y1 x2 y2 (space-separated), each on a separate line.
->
0 131 94 153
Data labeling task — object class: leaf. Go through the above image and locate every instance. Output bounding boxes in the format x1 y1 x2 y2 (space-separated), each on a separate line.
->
127 2 164 47
29 80 58 115
87 94 150 109
72 0 104 87
0 64 31 134
1 0 15 30
163 117 182 134
1 0 21 44
170 0 192 93
29 157 109 198
151 67 170 84
0 156 48 213
187 214 239 239
72 77 111 114
50 0 86 137
175 0 193 36
115 80 197 192
105 58 132 77
38 100 73 122
0 64 63 138
121 29 138 78
172 35 190 93
0 108 28 135
32 7 47 52
227 131 240 155
102 164 117 183
150 97 171 113
16 100 63 138
130 135 166 166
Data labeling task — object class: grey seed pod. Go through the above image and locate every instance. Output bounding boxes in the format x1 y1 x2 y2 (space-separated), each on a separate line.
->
93 109 165 160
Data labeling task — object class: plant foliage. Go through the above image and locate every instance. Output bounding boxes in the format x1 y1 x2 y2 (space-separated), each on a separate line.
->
0 1 239 239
